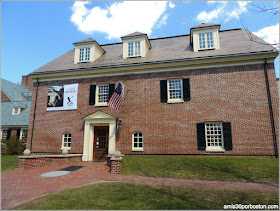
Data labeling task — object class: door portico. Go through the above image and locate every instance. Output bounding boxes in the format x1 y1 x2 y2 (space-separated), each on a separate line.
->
82 111 117 161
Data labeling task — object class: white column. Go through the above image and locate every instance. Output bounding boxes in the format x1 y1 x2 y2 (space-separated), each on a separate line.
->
82 122 90 161
108 121 116 153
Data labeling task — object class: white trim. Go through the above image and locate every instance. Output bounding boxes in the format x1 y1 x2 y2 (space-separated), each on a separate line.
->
12 107 21 115
1 128 8 140
204 122 225 151
82 111 116 161
33 57 276 82
95 84 109 107
167 79 184 103
20 128 28 143
132 131 144 151
61 132 72 151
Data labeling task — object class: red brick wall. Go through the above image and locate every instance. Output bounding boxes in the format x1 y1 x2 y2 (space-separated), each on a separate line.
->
26 63 279 156
18 156 82 170
1 91 10 101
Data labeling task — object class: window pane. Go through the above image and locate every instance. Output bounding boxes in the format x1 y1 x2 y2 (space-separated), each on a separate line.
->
134 143 137 147
139 143 143 147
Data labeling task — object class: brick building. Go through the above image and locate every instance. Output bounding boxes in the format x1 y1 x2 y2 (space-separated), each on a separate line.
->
27 23 279 161
1 78 32 143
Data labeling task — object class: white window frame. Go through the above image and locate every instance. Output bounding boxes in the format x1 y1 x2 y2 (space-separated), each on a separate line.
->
95 84 109 107
167 79 184 103
198 32 214 50
79 47 91 62
205 122 225 152
132 132 144 151
20 128 28 143
61 132 72 150
12 107 21 115
128 41 141 57
1 129 8 140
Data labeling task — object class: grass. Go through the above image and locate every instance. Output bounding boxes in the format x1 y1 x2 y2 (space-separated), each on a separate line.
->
1 155 19 173
122 156 279 184
15 182 279 210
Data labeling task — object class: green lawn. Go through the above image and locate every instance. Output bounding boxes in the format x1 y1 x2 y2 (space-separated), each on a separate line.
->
1 155 19 173
15 182 279 210
122 156 279 184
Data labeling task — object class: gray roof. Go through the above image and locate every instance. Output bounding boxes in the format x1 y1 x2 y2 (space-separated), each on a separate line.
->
73 38 96 45
121 32 147 39
1 101 31 127
30 29 277 75
191 23 221 29
1 79 32 102
1 79 32 127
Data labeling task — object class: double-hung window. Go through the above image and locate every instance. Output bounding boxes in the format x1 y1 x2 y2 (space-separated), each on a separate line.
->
95 84 109 106
20 129 28 144
199 32 214 50
132 132 143 151
205 122 224 151
167 79 184 103
79 47 90 62
128 41 140 57
1 129 8 140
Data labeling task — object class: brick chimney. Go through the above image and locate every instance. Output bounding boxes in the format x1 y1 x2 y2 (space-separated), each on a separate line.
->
21 75 33 91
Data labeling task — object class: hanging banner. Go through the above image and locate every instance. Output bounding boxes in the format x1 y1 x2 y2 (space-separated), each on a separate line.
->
47 84 78 111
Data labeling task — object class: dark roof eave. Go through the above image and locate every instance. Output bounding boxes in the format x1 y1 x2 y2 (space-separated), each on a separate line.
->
29 50 278 77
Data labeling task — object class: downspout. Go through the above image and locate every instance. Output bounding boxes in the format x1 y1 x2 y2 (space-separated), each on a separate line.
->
30 78 39 151
263 59 278 158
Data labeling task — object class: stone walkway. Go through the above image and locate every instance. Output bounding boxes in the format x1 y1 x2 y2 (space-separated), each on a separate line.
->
1 161 279 210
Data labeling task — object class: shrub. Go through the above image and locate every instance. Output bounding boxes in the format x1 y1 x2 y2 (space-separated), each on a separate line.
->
2 136 26 155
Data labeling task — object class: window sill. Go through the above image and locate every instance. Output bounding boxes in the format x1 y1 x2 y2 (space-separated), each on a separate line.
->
198 47 215 51
132 148 143 152
167 99 184 104
95 103 108 107
61 147 71 151
206 148 225 152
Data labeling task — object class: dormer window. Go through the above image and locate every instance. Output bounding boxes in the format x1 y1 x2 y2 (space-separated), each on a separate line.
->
128 41 141 57
73 38 105 64
79 47 91 62
190 23 220 52
121 32 152 59
12 107 21 115
199 32 214 50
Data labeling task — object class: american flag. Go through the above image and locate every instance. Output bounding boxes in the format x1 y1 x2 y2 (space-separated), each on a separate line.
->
108 82 124 110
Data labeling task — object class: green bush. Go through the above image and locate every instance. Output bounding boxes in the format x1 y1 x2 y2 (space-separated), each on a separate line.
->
2 136 26 155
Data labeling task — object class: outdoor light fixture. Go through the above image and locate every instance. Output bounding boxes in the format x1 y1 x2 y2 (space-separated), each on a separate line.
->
116 119 122 130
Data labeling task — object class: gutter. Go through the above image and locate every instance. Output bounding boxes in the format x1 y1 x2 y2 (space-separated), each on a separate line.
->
29 51 279 77
30 78 39 151
263 59 278 158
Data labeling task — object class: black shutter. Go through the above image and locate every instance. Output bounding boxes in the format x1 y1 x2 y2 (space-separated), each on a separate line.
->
223 122 233 150
17 129 21 138
160 80 167 103
109 84 115 99
197 123 206 150
183 78 191 101
7 129 11 140
89 85 96 105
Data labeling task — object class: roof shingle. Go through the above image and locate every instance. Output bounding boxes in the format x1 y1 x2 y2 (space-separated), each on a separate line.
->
30 29 277 75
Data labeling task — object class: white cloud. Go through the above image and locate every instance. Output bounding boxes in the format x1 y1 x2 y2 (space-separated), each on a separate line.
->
156 14 169 29
169 2 175 8
196 1 250 23
71 1 173 40
253 23 279 49
196 2 226 22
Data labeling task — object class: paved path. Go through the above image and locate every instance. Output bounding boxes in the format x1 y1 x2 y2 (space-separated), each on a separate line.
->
1 161 279 210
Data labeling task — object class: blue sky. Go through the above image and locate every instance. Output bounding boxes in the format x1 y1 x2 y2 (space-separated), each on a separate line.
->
1 1 279 84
